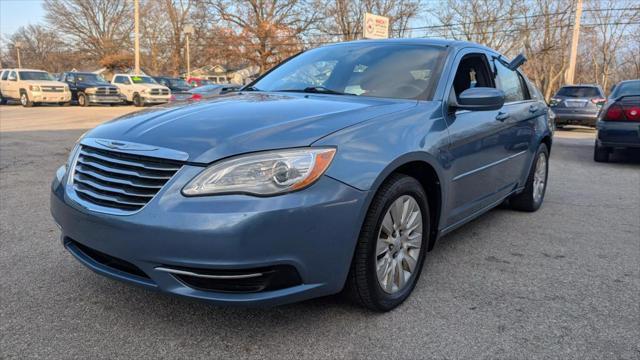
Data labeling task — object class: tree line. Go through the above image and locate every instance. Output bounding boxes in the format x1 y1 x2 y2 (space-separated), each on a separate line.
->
1 0 638 99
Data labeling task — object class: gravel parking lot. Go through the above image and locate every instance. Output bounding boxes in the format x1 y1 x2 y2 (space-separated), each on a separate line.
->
1 105 639 359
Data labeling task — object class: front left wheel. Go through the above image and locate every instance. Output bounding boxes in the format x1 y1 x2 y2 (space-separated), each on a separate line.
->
346 174 429 312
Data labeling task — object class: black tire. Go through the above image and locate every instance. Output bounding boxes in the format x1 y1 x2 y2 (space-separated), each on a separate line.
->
78 93 89 107
510 143 549 212
345 174 430 312
20 92 33 107
133 94 143 107
0 93 7 105
593 141 610 163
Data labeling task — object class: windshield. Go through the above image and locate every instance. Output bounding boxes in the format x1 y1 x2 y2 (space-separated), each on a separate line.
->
610 81 640 98
131 76 156 84
75 73 108 84
556 86 601 98
19 71 54 81
251 44 446 100
169 78 189 88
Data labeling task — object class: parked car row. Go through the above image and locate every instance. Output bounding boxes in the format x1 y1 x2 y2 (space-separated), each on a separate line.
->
546 80 640 162
0 68 241 107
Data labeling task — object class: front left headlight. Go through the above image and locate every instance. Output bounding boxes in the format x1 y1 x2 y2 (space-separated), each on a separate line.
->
85 87 97 94
29 85 41 91
183 148 336 196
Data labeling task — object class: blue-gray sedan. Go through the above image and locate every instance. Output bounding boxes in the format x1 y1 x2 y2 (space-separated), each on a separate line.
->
51 39 553 311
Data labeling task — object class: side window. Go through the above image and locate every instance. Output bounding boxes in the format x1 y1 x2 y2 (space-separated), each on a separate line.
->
1 71 8 81
66 74 75 83
494 60 526 102
9 71 17 80
452 53 494 98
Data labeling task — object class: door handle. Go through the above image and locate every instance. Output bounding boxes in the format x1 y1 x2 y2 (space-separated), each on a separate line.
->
529 105 539 113
496 112 510 122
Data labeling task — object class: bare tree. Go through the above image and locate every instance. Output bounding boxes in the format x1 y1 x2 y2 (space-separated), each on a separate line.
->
322 0 421 41
6 25 74 72
576 0 640 91
43 0 133 62
210 0 320 72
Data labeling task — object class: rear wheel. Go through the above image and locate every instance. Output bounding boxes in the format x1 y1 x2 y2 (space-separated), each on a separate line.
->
346 174 429 311
593 142 610 163
20 92 33 107
510 143 549 212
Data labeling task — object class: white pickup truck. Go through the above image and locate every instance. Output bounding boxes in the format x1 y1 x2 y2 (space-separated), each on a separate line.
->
0 68 71 107
111 74 171 107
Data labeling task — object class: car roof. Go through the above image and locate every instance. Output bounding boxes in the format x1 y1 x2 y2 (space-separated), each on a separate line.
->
321 38 497 53
560 84 601 88
11 68 48 72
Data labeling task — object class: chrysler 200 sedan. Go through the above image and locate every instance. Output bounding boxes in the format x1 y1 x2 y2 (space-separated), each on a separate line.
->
51 39 552 311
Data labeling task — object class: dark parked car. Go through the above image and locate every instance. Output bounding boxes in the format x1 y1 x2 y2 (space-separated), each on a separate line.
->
549 84 606 127
153 76 192 101
594 79 640 162
51 39 552 311
59 72 123 106
185 84 240 101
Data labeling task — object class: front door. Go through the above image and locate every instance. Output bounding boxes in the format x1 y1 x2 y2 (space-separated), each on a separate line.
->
443 50 516 226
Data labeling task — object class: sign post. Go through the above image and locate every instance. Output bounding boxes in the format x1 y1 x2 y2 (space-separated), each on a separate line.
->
363 13 389 39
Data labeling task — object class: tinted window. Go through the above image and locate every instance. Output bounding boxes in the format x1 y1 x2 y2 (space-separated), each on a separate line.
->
252 44 446 100
113 76 130 84
556 86 601 98
9 71 17 80
610 81 640 98
19 71 54 81
1 71 8 80
494 61 525 102
75 73 108 84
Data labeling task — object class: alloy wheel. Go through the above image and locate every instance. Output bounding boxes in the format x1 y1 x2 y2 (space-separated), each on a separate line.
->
20 94 27 106
533 153 547 202
375 195 423 294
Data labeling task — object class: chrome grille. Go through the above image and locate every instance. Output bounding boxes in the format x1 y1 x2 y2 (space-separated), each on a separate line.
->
70 146 182 213
150 88 169 95
43 86 64 92
95 87 118 95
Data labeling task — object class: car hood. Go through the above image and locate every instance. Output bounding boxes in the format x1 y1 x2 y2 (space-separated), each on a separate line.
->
23 80 67 86
78 82 115 88
85 92 416 163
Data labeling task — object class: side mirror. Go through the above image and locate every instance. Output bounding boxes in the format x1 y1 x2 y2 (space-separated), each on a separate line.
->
453 87 505 111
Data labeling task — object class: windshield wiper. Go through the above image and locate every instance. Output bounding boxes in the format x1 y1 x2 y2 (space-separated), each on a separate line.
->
242 85 262 92
277 86 355 96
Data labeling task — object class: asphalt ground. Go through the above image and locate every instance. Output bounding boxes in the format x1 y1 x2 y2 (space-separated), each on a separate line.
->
1 105 639 359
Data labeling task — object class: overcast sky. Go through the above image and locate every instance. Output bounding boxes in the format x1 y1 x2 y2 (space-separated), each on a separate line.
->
1 0 45 38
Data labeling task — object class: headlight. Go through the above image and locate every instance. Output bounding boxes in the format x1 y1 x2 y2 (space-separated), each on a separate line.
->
29 85 41 91
183 148 336 196
84 87 97 94
141 89 147 94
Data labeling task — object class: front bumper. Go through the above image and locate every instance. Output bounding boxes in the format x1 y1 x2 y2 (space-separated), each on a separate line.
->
30 91 71 103
50 164 368 306
87 94 123 104
596 120 640 148
552 109 599 126
142 95 170 104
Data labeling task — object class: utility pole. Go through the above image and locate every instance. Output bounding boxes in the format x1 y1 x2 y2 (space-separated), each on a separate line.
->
184 24 194 79
566 0 583 85
134 0 140 74
15 42 23 68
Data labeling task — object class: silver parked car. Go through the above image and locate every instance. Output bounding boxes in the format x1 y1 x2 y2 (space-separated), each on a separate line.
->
549 84 606 128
